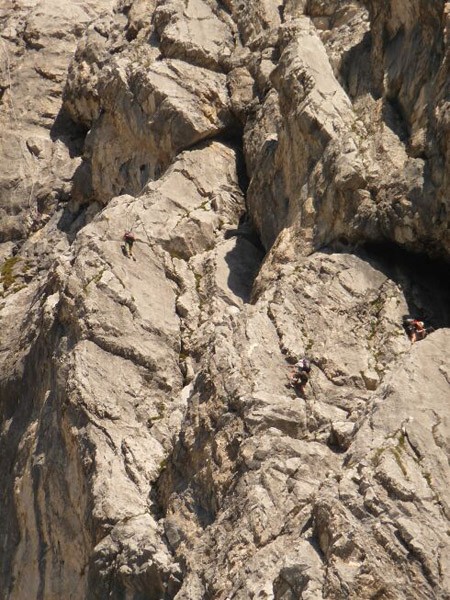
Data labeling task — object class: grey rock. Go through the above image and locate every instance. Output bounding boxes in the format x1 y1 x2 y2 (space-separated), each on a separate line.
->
1 1 449 599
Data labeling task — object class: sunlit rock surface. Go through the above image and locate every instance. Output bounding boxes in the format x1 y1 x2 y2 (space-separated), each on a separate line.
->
1 1 449 598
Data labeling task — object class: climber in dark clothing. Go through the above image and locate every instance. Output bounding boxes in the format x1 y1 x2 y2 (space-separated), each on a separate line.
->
123 231 136 258
290 358 311 394
403 317 434 343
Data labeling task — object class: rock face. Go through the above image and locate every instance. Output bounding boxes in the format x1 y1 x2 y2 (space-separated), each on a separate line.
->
0 1 449 599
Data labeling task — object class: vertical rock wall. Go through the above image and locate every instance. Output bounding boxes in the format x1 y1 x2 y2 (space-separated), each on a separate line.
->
0 1 449 599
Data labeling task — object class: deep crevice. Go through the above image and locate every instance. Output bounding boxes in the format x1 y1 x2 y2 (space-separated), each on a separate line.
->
223 213 265 303
383 95 410 143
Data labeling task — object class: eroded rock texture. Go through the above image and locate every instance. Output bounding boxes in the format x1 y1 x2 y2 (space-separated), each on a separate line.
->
0 1 449 599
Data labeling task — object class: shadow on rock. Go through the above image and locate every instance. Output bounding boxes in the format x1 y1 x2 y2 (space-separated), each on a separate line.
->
359 242 450 330
224 233 265 303
50 107 87 159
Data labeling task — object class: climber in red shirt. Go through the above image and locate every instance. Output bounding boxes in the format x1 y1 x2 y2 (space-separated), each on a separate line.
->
123 231 136 258
403 317 433 343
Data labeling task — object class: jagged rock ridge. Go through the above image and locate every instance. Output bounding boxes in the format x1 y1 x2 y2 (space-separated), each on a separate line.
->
0 1 449 599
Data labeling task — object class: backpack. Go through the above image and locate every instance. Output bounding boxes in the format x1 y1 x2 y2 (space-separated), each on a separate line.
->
297 358 310 372
403 318 415 334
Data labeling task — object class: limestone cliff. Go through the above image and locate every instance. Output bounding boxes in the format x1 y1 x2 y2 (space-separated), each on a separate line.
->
0 1 449 599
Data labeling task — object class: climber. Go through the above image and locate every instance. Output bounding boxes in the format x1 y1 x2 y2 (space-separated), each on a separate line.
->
403 317 434 343
123 230 136 259
289 358 311 395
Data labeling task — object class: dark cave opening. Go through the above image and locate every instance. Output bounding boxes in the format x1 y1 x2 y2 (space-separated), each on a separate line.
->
50 107 89 159
359 242 450 331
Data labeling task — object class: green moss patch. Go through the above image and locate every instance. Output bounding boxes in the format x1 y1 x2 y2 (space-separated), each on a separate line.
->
1 256 22 290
